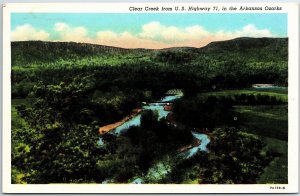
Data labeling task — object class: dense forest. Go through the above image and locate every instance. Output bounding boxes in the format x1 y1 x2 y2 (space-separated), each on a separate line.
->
11 37 288 184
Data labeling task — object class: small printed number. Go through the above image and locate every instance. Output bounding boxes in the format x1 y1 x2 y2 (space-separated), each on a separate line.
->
270 186 285 190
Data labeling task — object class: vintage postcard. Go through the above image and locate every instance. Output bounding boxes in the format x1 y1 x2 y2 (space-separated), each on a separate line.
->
2 2 299 193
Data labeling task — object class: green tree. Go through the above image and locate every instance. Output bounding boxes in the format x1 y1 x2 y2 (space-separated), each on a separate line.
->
198 127 271 184
140 110 158 129
12 78 111 183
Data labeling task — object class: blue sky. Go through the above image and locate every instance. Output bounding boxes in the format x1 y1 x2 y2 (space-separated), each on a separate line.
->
11 13 287 48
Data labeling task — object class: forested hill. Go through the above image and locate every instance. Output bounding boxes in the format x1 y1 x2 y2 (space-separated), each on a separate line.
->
11 41 151 66
11 37 288 67
205 37 287 51
201 37 288 61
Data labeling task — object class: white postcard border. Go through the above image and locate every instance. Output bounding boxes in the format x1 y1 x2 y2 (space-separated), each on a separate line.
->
2 2 299 193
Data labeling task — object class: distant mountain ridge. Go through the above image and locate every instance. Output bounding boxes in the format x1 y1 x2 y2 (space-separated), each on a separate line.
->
204 37 287 50
11 37 288 67
11 41 152 66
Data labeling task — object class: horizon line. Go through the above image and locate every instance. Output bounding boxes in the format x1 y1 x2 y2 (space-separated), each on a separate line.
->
11 36 288 50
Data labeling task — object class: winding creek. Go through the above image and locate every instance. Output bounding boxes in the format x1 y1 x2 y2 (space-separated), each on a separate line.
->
98 93 211 184
98 93 210 156
185 132 210 158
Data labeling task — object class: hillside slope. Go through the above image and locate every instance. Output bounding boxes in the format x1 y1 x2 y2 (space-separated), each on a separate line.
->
11 41 151 66
11 37 288 67
200 37 288 62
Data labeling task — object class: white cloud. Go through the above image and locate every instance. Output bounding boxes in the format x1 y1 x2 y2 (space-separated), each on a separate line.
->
95 22 274 48
139 21 163 39
54 22 92 43
11 24 50 41
214 24 273 41
139 21 210 43
236 24 273 37
94 22 213 48
96 30 168 49
54 22 69 32
11 22 275 48
96 30 118 43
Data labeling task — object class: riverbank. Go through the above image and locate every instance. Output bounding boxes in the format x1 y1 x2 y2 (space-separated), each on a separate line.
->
177 139 201 153
99 108 142 134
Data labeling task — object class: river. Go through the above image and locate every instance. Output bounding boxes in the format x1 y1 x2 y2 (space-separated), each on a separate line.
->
98 93 210 156
98 93 210 184
184 132 210 158
112 95 179 135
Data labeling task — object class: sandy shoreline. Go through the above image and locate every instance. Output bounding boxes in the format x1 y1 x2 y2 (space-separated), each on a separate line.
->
99 108 142 134
177 139 201 153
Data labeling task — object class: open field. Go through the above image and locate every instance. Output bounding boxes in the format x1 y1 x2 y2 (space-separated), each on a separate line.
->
235 105 288 140
200 88 288 102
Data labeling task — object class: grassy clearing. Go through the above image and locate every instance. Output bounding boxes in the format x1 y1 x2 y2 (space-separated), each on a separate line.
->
201 88 287 102
235 105 288 141
247 87 287 94
235 104 288 121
